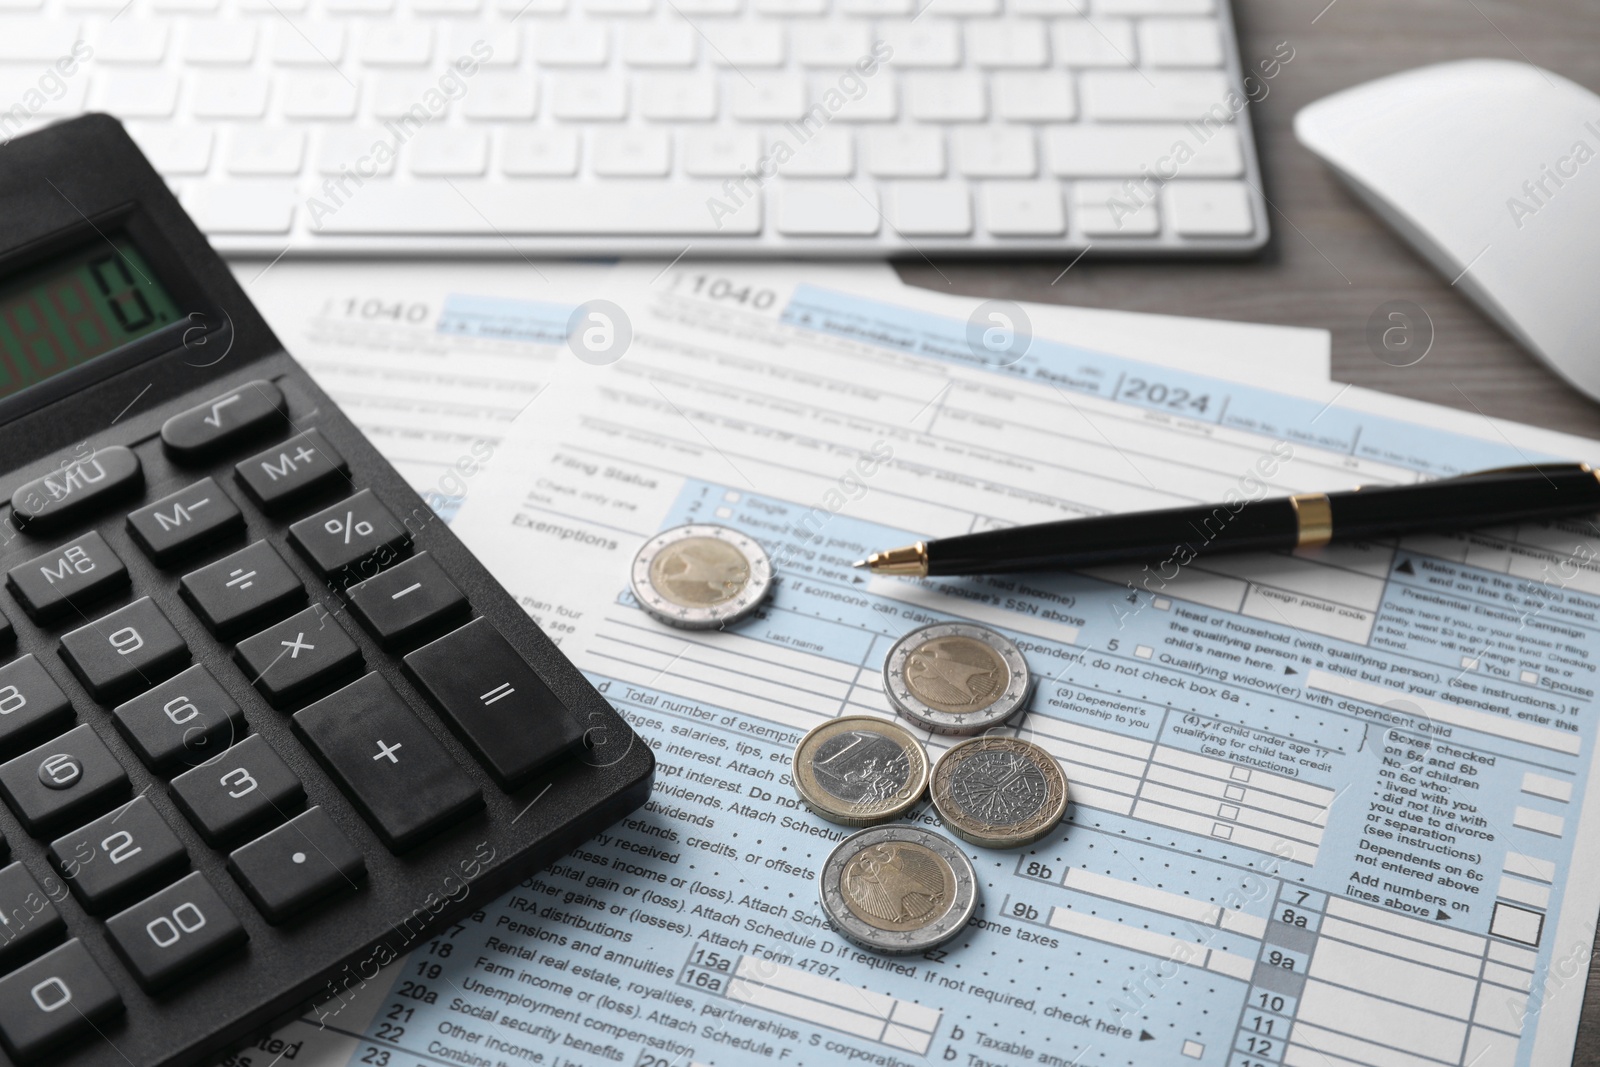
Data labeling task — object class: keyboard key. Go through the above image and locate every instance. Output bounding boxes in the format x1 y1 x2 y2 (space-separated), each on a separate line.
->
953 126 1037 177
10 447 142 533
181 541 306 638
182 21 257 64
1138 16 1222 66
0 657 72 757
1075 179 1160 234
549 75 627 120
864 128 945 177
295 674 481 851
0 863 65 972
965 19 1047 67
347 552 468 648
59 598 189 703
0 940 121 1062
228 806 364 923
357 23 433 64
906 72 987 121
160 380 288 458
981 179 1065 235
409 128 489 176
1165 179 1253 236
113 666 245 773
500 130 580 176
1094 0 1212 12
0 725 128 836
730 75 806 121
105 872 245 992
461 73 538 120
225 127 306 176
170 735 303 846
1051 17 1135 66
236 607 362 707
6 532 128 625
190 72 270 118
1045 123 1242 177
885 181 974 235
88 70 181 118
875 20 959 67
1080 69 1230 120
622 24 695 66
50 797 188 914
181 183 297 235
992 71 1076 121
127 123 213 174
591 130 673 177
290 491 409 583
235 429 350 512
127 478 245 566
404 618 585 789
636 74 716 121
681 130 763 177
774 181 880 236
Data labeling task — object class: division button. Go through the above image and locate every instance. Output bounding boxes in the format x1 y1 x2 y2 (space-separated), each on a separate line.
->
0 863 66 973
6 532 128 625
127 477 245 566
289 489 410 583
11 447 142 533
295 674 481 852
347 552 468 649
0 939 122 1062
0 656 74 758
49 796 189 914
180 541 306 638
235 606 361 708
105 872 247 993
0 724 129 835
112 665 245 774
160 380 287 459
59 597 189 703
169 734 304 846
403 618 586 789
227 806 364 924
234 429 349 513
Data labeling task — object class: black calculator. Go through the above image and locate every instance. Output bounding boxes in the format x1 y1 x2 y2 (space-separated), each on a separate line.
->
0 116 652 1067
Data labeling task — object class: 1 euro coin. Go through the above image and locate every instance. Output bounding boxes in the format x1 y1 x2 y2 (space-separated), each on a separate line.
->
819 825 978 955
793 716 930 827
931 736 1068 849
883 622 1032 734
630 524 773 630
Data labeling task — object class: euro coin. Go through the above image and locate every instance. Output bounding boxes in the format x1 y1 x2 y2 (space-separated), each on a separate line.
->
818 825 978 955
882 622 1032 734
931 736 1069 849
793 716 930 827
630 524 773 630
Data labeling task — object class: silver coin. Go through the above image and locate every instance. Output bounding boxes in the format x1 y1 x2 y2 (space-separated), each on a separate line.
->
882 622 1032 734
931 736 1069 849
819 825 978 955
630 524 773 630
792 716 929 826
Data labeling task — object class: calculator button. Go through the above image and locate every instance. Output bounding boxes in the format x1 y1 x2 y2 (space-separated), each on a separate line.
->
181 541 306 638
235 429 349 512
10 447 143 534
289 489 410 583
49 796 188 914
6 532 129 625
0 656 74 757
235 606 361 708
0 608 12 649
113 665 245 774
0 724 128 836
0 939 122 1062
227 806 364 924
105 872 246 993
59 597 190 703
348 552 468 649
295 674 482 853
161 380 287 459
127 477 245 566
170 734 304 846
0 864 64 972
404 618 586 790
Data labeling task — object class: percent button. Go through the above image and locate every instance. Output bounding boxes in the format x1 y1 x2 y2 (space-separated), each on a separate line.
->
289 490 411 583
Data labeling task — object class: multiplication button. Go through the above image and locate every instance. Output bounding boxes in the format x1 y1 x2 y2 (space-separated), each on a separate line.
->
235 606 362 707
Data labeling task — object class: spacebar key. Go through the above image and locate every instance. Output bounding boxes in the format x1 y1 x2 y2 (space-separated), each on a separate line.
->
403 618 587 789
313 182 762 236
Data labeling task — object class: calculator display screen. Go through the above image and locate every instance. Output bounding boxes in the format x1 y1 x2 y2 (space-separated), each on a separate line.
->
0 235 183 402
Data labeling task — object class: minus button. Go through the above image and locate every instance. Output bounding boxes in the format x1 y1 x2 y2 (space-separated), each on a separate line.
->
346 552 469 650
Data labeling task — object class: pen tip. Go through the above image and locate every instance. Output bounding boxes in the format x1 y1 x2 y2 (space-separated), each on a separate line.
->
851 559 868 569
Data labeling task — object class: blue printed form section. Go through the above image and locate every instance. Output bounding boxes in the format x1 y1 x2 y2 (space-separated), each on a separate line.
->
321 283 1600 1067
437 294 573 345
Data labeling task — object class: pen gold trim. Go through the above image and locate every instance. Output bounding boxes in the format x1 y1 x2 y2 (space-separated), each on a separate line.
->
1289 493 1333 549
857 542 929 577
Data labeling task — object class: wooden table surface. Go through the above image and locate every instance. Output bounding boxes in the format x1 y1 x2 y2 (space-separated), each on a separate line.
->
894 0 1600 1060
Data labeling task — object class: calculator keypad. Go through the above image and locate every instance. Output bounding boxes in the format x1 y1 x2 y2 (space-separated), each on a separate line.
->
0 377 594 1052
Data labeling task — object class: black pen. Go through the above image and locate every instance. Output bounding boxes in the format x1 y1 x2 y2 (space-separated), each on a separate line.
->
852 464 1600 577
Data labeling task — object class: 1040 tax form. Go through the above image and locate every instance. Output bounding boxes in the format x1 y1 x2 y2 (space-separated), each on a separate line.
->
284 267 1597 1067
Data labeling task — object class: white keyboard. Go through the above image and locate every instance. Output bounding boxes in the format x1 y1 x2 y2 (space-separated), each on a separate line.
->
2 0 1269 255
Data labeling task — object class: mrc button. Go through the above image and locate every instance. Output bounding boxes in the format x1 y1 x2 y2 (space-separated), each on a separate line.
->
6 531 129 624
11 447 142 532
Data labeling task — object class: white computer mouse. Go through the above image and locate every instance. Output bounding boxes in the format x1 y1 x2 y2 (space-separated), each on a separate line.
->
1295 59 1600 400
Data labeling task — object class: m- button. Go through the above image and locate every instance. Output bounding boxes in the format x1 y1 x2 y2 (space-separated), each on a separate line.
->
235 430 348 513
